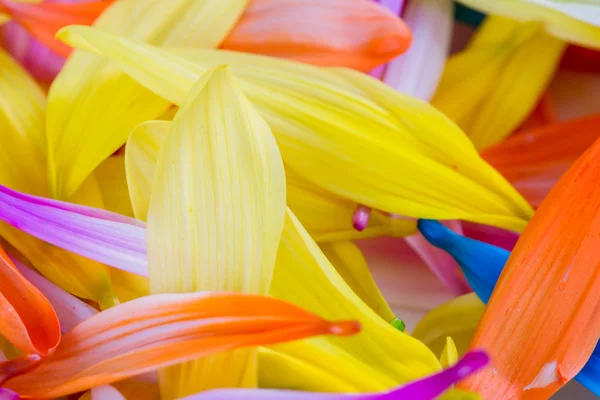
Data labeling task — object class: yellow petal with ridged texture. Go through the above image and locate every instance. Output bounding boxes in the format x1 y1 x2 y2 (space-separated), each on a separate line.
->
146 66 286 398
432 17 565 150
0 48 47 196
47 0 249 199
440 337 458 368
94 156 134 217
268 210 440 391
125 121 169 221
319 241 395 322
413 293 484 359
58 26 533 232
455 0 600 49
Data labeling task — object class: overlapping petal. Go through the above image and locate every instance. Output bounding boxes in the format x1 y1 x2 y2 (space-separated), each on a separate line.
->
58 25 534 232
2 292 358 398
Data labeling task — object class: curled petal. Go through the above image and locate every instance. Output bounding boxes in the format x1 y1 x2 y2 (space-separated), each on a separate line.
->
222 0 411 71
3 292 359 398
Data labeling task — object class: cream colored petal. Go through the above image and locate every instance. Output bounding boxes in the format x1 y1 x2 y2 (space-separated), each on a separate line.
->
146 66 286 397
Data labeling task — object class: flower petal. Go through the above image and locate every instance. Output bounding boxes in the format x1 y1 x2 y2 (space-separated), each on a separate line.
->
46 0 248 199
454 0 600 48
378 0 453 100
432 16 565 150
3 292 358 398
146 66 286 396
0 243 59 356
549 70 600 120
440 337 458 368
57 25 534 232
94 155 134 217
221 0 411 71
178 351 488 400
459 137 600 398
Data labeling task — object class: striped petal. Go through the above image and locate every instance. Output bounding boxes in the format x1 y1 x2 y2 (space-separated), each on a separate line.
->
432 16 565 150
378 0 453 101
46 0 248 199
0 243 59 356
181 350 488 400
221 0 411 71
459 137 600 398
58 26 534 232
146 66 286 396
455 0 600 49
3 292 358 398
0 184 147 276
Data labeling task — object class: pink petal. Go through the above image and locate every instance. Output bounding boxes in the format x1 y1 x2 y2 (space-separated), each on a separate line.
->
91 385 126 400
11 257 97 333
461 222 520 251
0 185 147 276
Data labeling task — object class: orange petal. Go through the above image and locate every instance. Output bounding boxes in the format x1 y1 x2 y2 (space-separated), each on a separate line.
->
482 114 600 207
459 137 600 399
0 0 114 57
221 0 411 71
0 244 59 357
3 292 359 398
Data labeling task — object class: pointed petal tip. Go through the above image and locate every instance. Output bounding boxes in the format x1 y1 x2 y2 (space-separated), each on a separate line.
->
352 206 372 231
326 320 361 336
417 219 453 248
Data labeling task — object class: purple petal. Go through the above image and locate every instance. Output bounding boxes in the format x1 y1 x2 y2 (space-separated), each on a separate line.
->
405 220 471 295
0 185 148 276
380 0 454 100
180 351 489 400
368 0 406 79
0 388 20 400
11 257 98 333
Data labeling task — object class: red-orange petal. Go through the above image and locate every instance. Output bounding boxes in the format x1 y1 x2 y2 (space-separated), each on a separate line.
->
3 292 359 398
0 245 59 357
459 137 600 399
221 0 411 71
0 0 114 57
482 114 600 207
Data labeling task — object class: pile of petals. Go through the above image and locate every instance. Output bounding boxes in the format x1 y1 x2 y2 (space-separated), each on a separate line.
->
0 0 598 399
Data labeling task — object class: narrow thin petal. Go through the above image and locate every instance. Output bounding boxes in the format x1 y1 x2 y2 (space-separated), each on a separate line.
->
46 0 248 199
3 292 358 398
379 0 453 100
455 0 600 49
459 137 600 399
440 337 458 368
221 0 411 71
0 244 59 356
179 351 488 400
432 16 565 150
57 25 534 232
147 66 286 395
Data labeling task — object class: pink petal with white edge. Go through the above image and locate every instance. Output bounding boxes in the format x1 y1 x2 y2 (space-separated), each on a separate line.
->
11 257 97 333
179 350 489 400
357 237 454 332
0 184 147 276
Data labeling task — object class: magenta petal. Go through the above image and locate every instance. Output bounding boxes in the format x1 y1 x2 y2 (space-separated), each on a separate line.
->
461 222 519 251
179 351 489 400
0 185 148 276
405 221 471 295
380 0 454 100
0 388 20 400
11 257 97 333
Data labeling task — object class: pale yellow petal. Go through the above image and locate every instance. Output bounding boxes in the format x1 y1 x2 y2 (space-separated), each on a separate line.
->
94 156 134 217
433 17 565 150
413 293 484 358
268 210 440 391
456 0 600 49
319 241 395 322
58 26 534 232
440 337 458 368
47 0 249 199
146 66 286 397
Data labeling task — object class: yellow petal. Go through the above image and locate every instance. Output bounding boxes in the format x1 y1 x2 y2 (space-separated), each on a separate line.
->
268 210 441 391
455 0 600 49
0 48 47 196
58 26 534 232
440 337 458 368
94 156 134 217
146 66 286 397
432 17 565 150
46 0 249 199
412 293 484 359
319 241 395 322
